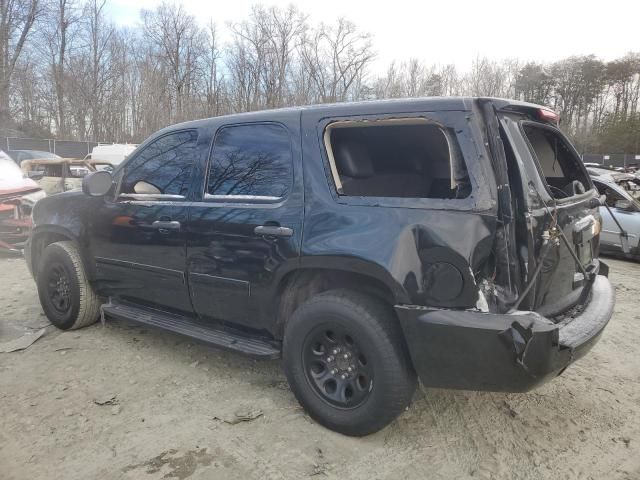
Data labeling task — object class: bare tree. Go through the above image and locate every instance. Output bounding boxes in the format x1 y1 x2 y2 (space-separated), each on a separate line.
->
39 0 80 137
0 0 42 126
300 18 374 103
515 62 554 105
142 1 206 122
203 21 224 117
85 0 114 140
4 0 640 157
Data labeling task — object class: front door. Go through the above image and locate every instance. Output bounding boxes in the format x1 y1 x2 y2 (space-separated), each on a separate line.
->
186 119 303 331
90 129 200 313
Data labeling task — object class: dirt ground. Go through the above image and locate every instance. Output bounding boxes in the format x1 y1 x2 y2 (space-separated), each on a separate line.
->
1 256 639 480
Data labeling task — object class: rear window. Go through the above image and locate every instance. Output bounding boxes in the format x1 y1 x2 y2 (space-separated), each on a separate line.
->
522 123 590 198
325 120 470 199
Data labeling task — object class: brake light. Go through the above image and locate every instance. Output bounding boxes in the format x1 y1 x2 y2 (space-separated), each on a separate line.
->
538 108 560 124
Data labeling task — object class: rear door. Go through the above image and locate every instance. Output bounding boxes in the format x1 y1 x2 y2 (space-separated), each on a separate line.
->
186 116 303 331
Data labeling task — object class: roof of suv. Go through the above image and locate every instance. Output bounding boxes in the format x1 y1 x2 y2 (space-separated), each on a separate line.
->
162 97 546 133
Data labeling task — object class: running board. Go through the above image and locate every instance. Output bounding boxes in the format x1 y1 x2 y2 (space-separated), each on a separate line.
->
101 302 280 359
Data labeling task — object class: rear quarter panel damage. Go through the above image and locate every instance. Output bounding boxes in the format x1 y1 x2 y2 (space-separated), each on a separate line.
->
300 208 496 308
300 104 498 309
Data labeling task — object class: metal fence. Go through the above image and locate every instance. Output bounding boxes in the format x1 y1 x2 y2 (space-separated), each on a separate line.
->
1 137 101 159
581 153 640 168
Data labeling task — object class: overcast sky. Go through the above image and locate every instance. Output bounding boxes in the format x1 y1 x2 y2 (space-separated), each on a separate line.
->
106 0 639 73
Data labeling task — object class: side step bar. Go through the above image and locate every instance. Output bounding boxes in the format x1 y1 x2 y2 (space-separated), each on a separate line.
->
101 302 281 359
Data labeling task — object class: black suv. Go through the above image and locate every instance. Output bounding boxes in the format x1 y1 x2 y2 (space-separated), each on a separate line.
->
26 97 615 436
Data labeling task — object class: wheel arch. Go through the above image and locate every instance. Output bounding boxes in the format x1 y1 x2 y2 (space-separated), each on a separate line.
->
272 264 407 339
30 226 93 280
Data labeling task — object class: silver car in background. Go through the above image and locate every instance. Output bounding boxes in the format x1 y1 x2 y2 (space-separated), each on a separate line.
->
592 176 640 260
588 166 640 199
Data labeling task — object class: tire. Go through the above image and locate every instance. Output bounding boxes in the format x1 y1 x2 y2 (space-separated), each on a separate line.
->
36 241 101 330
283 289 416 436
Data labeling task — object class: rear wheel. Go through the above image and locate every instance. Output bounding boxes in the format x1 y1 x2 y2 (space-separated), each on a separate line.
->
37 241 101 330
283 289 416 436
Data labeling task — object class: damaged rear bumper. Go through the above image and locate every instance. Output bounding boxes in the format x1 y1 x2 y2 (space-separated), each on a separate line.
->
395 274 615 392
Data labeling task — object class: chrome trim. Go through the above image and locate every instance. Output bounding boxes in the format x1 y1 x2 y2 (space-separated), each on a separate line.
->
118 194 186 201
95 256 184 279
203 194 282 201
188 272 250 294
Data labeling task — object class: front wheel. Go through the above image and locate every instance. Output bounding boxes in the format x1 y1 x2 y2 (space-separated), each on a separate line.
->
36 241 101 330
283 289 416 436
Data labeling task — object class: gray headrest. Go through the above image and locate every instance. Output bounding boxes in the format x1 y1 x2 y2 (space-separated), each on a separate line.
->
334 141 374 178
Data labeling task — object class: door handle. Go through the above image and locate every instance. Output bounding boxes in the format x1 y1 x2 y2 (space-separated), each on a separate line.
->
151 220 181 231
254 225 293 237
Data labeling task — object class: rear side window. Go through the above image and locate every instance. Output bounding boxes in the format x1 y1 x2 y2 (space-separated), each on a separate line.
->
325 120 470 199
522 124 590 198
121 130 198 196
207 124 292 199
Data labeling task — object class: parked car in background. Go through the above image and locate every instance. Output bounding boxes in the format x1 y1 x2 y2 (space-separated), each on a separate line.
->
587 166 640 199
592 176 640 260
0 151 45 253
85 144 137 166
7 150 62 165
21 158 113 195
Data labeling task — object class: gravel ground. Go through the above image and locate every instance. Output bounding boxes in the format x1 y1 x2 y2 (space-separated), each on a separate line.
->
1 255 639 480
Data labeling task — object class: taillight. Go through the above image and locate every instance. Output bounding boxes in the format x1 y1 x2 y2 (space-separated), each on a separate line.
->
538 108 560 124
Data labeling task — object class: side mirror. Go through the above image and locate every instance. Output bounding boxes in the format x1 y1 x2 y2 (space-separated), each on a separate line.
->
82 170 113 197
615 199 632 211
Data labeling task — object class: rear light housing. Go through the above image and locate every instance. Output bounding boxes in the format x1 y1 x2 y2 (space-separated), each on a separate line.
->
537 108 560 125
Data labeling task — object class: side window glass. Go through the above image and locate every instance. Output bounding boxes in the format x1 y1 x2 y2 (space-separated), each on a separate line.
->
207 124 292 198
121 130 198 196
325 120 470 199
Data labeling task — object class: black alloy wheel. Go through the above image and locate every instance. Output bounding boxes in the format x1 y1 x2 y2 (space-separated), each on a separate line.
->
37 241 101 330
46 262 73 315
283 289 417 436
303 325 373 408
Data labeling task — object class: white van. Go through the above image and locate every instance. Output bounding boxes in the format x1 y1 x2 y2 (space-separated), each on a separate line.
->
86 144 138 165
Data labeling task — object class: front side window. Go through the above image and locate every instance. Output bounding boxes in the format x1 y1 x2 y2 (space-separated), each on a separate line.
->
120 130 198 197
324 120 470 200
207 124 292 199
